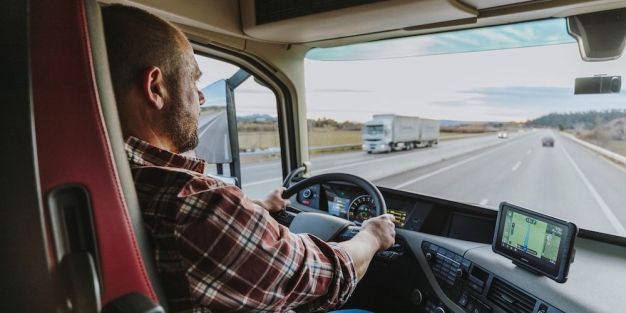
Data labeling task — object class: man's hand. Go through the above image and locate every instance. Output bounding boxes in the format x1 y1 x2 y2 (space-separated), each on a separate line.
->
360 214 396 251
256 187 290 213
338 214 396 280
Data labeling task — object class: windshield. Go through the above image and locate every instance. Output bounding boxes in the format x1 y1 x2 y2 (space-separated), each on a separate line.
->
304 18 626 237
365 125 384 135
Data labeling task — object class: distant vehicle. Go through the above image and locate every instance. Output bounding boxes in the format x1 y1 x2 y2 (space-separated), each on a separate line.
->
497 132 509 139
542 136 555 147
362 114 439 153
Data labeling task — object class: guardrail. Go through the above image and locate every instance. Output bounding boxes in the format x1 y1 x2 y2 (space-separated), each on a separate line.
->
241 143 360 157
240 133 494 157
561 132 626 166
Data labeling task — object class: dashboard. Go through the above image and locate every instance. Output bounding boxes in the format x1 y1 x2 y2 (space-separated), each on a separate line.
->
287 181 626 313
295 182 493 241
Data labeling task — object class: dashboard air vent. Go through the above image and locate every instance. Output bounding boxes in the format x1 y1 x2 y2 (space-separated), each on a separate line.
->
487 278 536 313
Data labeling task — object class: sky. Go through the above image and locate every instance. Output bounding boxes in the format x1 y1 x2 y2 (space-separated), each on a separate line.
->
196 18 626 123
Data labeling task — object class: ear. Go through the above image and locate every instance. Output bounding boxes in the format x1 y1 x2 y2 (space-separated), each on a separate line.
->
142 66 167 110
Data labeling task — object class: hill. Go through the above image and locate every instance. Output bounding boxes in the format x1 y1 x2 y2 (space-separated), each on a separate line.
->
526 110 626 130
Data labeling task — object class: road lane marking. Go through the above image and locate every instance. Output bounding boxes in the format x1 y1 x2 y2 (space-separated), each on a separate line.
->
392 143 510 189
512 161 522 171
479 198 489 206
560 145 626 236
527 149 532 155
244 133 531 188
242 177 282 187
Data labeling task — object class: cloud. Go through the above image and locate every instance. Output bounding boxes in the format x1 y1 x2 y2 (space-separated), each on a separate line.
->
432 86 626 120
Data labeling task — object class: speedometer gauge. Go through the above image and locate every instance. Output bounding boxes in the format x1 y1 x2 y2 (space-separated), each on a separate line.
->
348 195 377 224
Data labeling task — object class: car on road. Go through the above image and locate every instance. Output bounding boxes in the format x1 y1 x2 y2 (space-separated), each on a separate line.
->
542 136 555 147
5 1 626 313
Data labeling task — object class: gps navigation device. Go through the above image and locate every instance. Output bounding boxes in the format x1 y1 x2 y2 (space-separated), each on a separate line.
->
493 202 577 283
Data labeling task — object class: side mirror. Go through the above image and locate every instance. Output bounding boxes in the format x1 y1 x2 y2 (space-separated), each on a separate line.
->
567 8 626 61
195 79 242 186
197 79 232 164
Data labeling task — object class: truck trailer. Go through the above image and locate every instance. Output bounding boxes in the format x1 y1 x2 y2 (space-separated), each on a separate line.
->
362 114 439 153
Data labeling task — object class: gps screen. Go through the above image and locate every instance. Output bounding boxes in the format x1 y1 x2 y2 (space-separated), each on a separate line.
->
501 210 563 264
494 203 577 283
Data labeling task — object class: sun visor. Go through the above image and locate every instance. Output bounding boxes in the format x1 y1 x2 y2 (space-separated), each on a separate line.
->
240 0 477 43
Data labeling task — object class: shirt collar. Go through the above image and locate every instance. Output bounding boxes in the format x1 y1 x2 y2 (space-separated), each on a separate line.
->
124 136 206 174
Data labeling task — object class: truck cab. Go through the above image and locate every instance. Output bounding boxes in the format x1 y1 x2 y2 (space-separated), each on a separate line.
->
5 1 626 312
363 118 392 153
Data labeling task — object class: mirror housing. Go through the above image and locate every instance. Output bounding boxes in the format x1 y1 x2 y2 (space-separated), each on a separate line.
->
567 8 626 61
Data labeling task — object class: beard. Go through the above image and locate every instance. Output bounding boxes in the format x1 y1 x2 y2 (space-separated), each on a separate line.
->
162 94 199 153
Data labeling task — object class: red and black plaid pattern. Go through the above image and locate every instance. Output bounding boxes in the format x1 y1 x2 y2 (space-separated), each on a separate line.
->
125 137 358 312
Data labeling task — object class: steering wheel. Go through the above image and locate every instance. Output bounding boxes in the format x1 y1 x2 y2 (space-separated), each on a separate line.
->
279 172 387 241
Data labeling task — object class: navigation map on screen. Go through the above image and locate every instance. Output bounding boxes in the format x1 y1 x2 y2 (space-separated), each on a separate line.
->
501 210 563 264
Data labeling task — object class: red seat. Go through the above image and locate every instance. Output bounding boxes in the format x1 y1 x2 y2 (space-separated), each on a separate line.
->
31 0 163 307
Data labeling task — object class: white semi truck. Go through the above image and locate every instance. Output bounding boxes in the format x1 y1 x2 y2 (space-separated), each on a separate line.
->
362 114 439 153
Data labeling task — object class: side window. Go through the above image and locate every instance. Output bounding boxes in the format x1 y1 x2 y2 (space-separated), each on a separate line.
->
194 53 281 199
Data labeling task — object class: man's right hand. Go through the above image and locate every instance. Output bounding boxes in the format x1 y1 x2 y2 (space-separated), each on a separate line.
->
338 214 397 280
360 214 396 251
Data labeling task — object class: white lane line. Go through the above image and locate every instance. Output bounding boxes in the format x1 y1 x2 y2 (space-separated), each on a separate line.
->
512 161 522 172
243 162 281 170
479 198 489 206
242 177 282 187
393 143 509 189
527 149 532 155
560 145 626 236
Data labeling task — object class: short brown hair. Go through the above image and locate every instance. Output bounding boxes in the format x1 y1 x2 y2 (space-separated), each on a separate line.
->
101 4 185 98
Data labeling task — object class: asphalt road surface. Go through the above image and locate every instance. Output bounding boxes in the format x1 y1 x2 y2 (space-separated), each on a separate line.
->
239 130 626 237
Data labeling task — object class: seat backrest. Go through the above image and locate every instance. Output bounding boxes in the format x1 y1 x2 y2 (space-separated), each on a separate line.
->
31 0 167 307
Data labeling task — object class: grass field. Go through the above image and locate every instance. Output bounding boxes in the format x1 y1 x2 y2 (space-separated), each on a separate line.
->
238 129 490 152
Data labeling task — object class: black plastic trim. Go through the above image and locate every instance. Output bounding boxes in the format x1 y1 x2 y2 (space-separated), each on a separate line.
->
0 0 55 311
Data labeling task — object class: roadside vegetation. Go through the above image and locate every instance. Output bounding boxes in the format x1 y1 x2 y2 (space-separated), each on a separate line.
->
527 110 626 157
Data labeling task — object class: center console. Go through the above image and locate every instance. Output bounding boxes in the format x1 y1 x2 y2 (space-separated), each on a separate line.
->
421 241 563 313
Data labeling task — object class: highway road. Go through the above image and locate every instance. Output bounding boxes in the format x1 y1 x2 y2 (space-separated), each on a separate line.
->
238 130 626 237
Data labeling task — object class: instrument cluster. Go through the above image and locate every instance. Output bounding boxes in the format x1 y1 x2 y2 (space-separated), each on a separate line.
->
297 183 425 230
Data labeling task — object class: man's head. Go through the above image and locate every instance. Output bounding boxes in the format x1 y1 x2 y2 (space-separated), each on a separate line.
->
102 4 204 153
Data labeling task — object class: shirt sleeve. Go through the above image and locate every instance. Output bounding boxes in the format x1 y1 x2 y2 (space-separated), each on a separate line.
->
174 181 358 312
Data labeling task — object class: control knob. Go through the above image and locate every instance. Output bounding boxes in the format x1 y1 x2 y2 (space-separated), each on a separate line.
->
425 252 433 261
302 188 313 199
455 267 464 278
434 306 446 313
410 289 422 306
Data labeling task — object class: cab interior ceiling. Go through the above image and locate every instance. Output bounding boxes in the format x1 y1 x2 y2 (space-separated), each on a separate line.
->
109 0 626 48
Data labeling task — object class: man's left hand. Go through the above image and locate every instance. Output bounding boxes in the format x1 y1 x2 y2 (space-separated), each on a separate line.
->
256 187 290 213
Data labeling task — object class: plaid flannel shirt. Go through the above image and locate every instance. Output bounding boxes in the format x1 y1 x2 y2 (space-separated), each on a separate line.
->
125 136 358 312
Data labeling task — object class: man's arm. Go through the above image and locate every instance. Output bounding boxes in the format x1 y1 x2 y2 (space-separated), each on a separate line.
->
175 184 359 312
